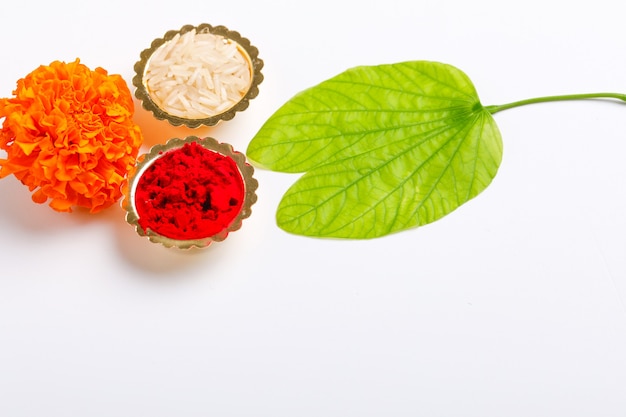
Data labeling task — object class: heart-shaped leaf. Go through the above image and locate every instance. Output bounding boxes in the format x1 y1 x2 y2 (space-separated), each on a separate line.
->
247 61 503 238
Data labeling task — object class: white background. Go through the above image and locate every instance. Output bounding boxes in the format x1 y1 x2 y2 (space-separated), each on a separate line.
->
1 1 625 416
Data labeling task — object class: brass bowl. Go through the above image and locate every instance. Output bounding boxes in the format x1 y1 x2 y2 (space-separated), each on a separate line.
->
133 23 264 128
122 136 258 249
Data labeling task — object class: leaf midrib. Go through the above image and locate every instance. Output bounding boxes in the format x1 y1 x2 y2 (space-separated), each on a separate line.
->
250 106 476 171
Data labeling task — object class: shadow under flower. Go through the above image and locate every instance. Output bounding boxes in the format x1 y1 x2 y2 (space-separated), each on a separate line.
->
0 176 96 232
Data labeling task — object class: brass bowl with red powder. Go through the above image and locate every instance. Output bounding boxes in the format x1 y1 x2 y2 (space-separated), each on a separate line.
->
122 136 258 249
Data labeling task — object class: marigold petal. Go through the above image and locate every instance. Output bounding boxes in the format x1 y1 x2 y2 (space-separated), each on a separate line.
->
15 141 39 156
49 198 74 212
68 180 89 195
32 188 48 204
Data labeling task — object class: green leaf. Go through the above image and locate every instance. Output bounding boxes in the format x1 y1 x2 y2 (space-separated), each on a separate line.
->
247 61 503 239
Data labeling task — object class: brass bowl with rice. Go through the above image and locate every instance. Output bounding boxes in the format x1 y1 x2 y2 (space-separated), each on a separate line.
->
133 23 264 128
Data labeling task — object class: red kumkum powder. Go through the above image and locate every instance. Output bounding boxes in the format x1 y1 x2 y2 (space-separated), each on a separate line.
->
134 141 245 240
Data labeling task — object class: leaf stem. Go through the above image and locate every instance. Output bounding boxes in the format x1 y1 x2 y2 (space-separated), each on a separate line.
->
484 93 626 114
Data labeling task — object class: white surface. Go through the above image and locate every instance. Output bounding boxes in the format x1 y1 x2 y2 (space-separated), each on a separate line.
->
1 1 625 416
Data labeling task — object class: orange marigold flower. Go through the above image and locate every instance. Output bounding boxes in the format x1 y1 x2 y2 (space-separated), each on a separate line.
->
0 59 143 213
